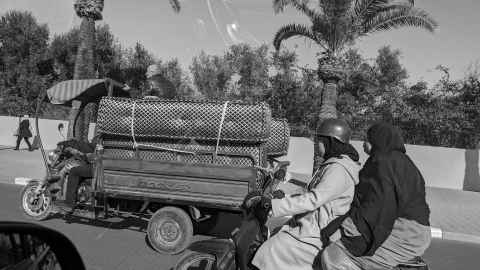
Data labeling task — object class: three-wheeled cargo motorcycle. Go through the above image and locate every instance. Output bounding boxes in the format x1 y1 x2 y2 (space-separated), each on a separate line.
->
20 78 291 255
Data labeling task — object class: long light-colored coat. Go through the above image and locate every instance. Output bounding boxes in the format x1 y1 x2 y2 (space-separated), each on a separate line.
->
252 155 360 270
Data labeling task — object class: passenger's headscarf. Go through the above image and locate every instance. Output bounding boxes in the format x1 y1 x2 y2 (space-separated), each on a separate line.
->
318 136 359 162
367 122 406 156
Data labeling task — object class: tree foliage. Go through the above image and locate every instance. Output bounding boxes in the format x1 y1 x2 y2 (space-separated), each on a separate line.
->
1 11 478 149
272 0 437 120
0 11 50 116
272 0 437 57
190 52 232 99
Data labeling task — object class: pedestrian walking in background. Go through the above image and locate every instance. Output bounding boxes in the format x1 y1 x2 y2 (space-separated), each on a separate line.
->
14 115 33 151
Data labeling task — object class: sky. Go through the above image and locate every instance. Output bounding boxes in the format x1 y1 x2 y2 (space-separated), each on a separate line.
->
1 0 479 86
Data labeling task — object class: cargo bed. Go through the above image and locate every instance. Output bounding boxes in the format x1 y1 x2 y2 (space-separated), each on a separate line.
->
96 158 259 211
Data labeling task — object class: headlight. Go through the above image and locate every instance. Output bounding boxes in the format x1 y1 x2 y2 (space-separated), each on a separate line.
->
47 151 59 165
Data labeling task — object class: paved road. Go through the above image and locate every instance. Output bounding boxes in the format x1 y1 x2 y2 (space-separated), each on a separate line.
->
1 183 480 270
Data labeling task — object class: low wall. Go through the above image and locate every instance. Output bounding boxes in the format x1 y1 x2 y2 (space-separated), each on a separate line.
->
1 116 478 191
0 116 69 150
287 138 480 192
0 116 95 150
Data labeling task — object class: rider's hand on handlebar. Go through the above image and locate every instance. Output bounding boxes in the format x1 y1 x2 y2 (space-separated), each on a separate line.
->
253 196 272 224
272 189 285 199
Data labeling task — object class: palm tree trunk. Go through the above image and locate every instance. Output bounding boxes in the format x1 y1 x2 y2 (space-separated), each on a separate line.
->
317 62 343 121
318 81 338 119
313 62 343 173
72 17 96 141
69 0 104 141
74 18 95 79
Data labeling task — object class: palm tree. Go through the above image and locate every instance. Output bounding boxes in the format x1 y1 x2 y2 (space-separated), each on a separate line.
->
272 0 437 120
70 0 104 141
71 0 181 141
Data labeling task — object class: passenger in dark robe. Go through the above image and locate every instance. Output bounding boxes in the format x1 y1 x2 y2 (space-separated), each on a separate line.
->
321 122 431 270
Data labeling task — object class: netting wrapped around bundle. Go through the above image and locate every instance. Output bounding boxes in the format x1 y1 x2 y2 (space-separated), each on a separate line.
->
102 137 267 168
97 97 272 143
265 118 290 157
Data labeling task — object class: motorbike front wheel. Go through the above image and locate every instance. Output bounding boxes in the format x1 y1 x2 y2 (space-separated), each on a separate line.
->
21 181 52 221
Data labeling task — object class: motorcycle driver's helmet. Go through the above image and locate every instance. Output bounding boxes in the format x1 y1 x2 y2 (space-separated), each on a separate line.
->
316 118 352 144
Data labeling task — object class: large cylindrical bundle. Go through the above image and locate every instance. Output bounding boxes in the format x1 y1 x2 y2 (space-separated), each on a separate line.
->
96 97 271 143
265 118 290 157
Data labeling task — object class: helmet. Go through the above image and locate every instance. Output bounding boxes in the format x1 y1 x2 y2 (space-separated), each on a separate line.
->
316 118 352 143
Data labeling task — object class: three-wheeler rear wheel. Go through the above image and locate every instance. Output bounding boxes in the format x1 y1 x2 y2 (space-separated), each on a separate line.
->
147 206 193 254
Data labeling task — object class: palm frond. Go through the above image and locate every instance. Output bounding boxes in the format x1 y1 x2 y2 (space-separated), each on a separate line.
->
353 0 389 17
273 0 297 13
273 0 317 17
364 6 438 33
290 0 325 23
275 0 330 32
168 0 181 13
273 23 320 50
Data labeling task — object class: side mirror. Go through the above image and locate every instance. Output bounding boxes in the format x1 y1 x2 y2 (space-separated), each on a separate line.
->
0 222 85 270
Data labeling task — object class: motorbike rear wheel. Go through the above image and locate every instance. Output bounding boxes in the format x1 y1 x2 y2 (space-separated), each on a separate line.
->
21 181 52 221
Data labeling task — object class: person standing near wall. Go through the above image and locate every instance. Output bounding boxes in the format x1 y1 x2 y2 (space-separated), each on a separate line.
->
14 115 33 151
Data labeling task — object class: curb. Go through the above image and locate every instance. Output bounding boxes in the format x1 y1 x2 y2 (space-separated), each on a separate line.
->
428 227 480 244
430 227 442 238
441 230 480 244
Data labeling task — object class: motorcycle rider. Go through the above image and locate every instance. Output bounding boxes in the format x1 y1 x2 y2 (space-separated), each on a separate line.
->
55 136 100 213
321 122 431 270
251 119 361 270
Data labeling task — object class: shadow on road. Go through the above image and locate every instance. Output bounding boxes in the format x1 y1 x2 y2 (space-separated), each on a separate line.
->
55 213 148 232
49 208 244 239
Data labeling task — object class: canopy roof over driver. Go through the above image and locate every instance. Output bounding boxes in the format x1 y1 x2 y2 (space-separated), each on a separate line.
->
46 78 130 106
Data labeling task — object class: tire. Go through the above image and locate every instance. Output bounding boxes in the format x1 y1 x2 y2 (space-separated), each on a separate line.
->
21 181 52 221
147 206 193 254
174 251 217 270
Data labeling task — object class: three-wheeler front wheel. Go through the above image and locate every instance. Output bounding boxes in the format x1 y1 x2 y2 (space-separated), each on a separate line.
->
21 181 52 221
147 206 193 254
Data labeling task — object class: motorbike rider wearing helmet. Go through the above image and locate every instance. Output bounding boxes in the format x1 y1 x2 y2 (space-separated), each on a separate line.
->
320 122 431 270
251 119 361 270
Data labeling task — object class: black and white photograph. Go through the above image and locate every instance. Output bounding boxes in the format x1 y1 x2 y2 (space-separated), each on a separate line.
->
0 0 479 269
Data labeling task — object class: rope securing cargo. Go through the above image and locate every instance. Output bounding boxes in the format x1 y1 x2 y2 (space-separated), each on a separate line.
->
129 99 197 155
128 99 234 157
215 101 230 159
